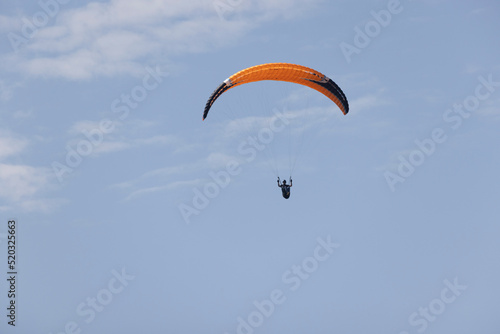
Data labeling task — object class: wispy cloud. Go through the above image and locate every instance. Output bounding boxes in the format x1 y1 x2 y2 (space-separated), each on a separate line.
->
111 148 241 201
348 91 390 115
477 97 500 117
12 109 34 119
0 163 50 201
0 162 66 213
0 132 28 159
122 178 206 202
90 135 177 155
17 198 68 214
0 80 20 102
65 118 179 157
122 185 169 202
0 132 66 213
1 0 322 80
463 64 485 75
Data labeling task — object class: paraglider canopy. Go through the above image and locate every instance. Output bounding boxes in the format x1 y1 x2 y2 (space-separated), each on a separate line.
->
203 63 349 120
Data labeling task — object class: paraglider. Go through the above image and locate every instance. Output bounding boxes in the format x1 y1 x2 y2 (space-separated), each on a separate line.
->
277 177 292 199
202 63 349 199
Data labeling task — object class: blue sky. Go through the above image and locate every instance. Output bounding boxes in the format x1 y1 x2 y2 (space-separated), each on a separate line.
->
0 0 499 333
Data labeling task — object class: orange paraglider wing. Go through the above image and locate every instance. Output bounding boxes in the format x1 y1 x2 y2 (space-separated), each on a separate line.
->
203 63 349 120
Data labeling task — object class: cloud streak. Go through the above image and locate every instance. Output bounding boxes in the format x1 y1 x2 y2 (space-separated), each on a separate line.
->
2 0 322 80
0 132 66 213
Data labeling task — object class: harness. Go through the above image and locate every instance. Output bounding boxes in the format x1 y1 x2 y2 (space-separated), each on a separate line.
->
281 185 290 198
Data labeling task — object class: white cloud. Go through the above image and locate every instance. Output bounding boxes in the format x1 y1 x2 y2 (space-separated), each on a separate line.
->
0 163 50 201
85 135 177 155
463 64 484 75
0 131 65 213
66 118 179 156
477 97 500 117
12 109 34 119
164 178 202 190
134 135 177 146
0 80 20 102
0 133 28 159
206 152 240 169
348 91 390 115
122 178 203 201
123 185 169 202
68 120 106 135
18 198 68 213
91 140 131 154
110 150 241 201
1 0 322 79
113 157 221 191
